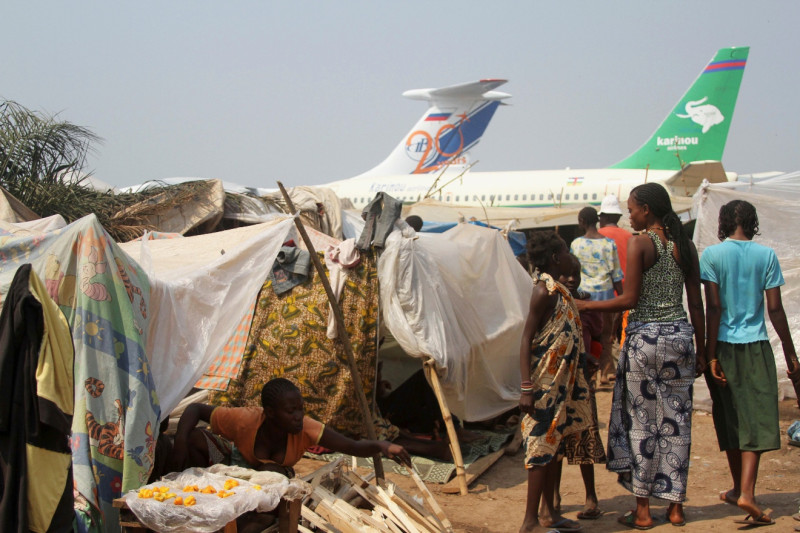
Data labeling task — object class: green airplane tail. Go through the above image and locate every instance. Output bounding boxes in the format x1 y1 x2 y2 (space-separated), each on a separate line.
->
610 46 749 171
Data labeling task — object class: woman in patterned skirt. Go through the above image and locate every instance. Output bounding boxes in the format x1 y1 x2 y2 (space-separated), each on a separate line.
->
519 231 593 533
576 183 706 529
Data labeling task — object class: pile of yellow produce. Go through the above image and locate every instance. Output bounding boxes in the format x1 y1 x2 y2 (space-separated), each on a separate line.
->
136 479 243 506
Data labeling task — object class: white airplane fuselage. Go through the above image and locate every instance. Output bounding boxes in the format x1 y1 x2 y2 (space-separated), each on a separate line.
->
326 167 736 210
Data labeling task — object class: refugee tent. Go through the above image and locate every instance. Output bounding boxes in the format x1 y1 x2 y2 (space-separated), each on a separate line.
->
0 213 295 532
0 191 534 529
691 173 800 410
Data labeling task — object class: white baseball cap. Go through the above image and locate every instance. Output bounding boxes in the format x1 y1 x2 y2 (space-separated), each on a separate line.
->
599 194 623 215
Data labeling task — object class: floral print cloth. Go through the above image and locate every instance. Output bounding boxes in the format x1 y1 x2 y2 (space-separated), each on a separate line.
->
607 320 696 502
522 272 592 467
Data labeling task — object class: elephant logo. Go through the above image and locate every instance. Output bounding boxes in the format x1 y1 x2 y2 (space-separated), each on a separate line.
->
676 97 724 133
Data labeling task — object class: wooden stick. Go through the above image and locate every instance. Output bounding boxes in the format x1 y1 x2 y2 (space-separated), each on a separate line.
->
423 359 467 495
408 465 453 532
277 182 385 482
375 485 422 533
301 505 344 533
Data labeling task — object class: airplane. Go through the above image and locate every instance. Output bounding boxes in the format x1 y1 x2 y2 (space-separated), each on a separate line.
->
324 47 749 210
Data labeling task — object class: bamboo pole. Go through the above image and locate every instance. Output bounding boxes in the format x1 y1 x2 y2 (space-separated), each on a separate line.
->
423 359 468 495
277 181 385 483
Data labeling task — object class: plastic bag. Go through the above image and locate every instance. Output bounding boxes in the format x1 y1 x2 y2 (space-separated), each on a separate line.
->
124 468 294 532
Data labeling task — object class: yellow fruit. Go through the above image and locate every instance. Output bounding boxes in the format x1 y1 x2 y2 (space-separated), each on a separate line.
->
200 485 216 494
183 485 198 492
158 486 169 493
137 489 153 499
252 485 261 490
184 495 196 506
223 479 239 490
174 497 183 505
165 493 176 499
154 493 166 502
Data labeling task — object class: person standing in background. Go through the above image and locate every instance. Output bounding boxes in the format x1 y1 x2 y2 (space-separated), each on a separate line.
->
571 206 623 388
597 195 633 385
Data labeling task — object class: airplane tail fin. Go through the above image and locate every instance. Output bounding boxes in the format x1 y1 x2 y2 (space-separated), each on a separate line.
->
610 46 748 171
356 79 511 177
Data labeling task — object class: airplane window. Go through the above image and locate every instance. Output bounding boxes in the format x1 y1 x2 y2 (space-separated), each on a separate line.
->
504 195 509 201
539 194 544 201
547 194 552 200
514 194 518 201
481 195 486 201
565 194 570 200
556 194 561 200
592 193 597 200
522 194 527 201
455 195 460 202
583 193 588 200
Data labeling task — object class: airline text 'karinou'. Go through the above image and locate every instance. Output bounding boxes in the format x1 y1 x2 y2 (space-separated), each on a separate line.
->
656 136 700 151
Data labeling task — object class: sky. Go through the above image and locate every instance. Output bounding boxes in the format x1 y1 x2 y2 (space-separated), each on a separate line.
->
4 2 799 190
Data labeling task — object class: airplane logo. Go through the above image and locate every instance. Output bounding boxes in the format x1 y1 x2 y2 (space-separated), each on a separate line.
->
676 96 724 133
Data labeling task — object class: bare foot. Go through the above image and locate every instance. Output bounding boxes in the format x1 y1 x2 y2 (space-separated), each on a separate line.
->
737 495 768 522
618 510 653 529
666 503 685 526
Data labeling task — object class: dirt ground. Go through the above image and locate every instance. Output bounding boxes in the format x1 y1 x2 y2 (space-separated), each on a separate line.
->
296 387 800 532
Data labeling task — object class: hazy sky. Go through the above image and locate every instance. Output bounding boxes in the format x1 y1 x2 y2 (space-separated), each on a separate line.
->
4 2 798 189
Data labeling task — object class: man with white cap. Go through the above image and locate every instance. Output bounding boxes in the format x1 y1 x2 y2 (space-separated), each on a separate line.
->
597 195 633 384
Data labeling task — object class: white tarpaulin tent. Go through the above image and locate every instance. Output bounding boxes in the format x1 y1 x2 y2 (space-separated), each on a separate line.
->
691 173 800 410
379 222 532 421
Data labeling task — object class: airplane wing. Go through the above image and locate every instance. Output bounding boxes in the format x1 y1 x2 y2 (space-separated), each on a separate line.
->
663 161 729 197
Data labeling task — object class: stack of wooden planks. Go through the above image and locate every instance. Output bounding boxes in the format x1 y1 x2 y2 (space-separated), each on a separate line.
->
269 458 454 533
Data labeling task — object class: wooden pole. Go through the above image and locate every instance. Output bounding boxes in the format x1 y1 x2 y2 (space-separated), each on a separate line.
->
423 359 468 495
277 181 385 482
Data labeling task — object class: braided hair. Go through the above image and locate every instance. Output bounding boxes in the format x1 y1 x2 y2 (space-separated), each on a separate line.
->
260 377 300 410
629 183 693 275
527 230 566 273
717 200 760 241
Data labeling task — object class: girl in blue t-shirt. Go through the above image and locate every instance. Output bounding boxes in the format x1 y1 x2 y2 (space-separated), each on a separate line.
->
700 200 800 527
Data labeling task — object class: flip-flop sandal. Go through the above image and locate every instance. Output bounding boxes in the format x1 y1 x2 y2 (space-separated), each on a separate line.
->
576 508 604 520
733 513 775 527
617 511 654 530
549 517 583 532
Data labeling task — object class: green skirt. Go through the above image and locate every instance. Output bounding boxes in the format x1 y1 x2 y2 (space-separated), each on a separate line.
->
707 340 780 452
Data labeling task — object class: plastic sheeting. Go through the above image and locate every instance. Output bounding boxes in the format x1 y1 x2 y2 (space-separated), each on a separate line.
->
119 216 295 416
379 221 533 421
124 468 310 533
691 174 800 410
